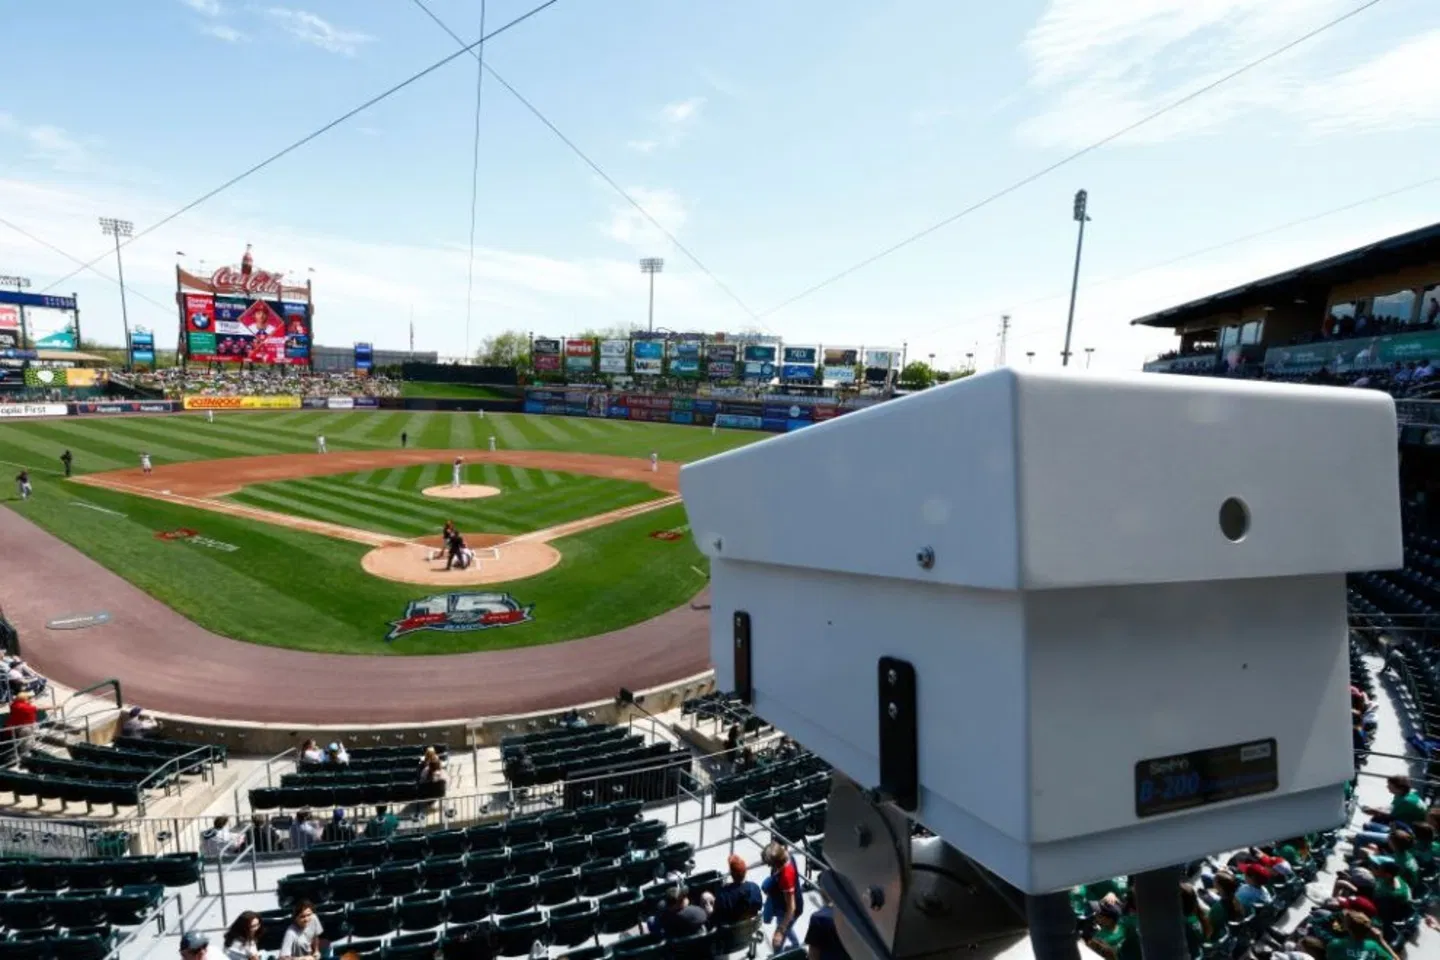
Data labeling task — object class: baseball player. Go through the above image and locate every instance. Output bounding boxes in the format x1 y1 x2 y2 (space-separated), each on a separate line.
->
711 421 717 435
60 450 72 478
140 452 153 475
446 534 468 571
650 452 658 472
478 409 485 419
206 410 214 424
400 431 408 448
15 471 31 501
452 456 463 489
316 434 327 454
488 436 496 452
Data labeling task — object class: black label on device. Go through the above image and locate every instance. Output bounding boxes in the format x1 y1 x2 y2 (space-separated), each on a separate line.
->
1134 738 1278 819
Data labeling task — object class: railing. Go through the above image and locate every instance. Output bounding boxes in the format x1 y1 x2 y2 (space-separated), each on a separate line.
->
104 890 187 960
138 745 218 802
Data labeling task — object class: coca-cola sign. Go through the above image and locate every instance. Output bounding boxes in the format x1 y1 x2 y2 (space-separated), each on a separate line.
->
210 266 284 297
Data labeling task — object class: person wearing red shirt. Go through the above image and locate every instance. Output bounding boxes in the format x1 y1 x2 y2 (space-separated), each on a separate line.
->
5 691 37 729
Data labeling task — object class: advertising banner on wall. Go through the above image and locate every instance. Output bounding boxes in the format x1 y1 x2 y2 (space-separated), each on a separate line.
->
182 395 302 410
824 366 857 383
355 342 373 373
743 360 775 380
0 402 68 419
564 339 595 373
70 400 178 416
599 339 629 374
823 347 859 367
633 340 663 376
27 307 77 351
669 341 701 377
743 344 778 363
177 248 312 366
865 349 899 368
707 343 737 380
782 364 818 382
0 305 18 350
533 338 561 372
782 346 817 364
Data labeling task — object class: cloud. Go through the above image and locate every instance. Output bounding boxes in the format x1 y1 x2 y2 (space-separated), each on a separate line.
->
1014 0 1438 149
180 0 224 14
626 98 706 153
604 188 687 249
660 97 705 125
0 116 91 173
698 68 744 99
199 23 248 42
263 8 373 56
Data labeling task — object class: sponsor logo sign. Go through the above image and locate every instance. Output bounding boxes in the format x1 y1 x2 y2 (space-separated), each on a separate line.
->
388 591 534 642
154 528 240 552
327 397 355 410
70 401 180 416
824 365 857 383
599 339 629 374
782 346 817 364
353 397 380 409
302 397 329 409
182 395 302 410
533 338 562 372
632 340 663 376
0 403 68 420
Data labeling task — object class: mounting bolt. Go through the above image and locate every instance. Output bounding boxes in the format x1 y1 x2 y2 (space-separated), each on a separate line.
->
916 546 934 570
887 702 898 720
712 537 724 552
855 824 872 848
886 668 897 686
868 886 885 911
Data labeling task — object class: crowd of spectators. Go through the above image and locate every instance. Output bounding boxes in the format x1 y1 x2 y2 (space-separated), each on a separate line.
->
127 368 400 399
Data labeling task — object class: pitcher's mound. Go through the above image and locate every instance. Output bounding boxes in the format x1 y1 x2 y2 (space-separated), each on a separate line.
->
361 533 560 586
423 484 501 500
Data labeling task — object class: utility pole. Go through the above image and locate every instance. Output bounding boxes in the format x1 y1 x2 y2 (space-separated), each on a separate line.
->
99 217 134 366
1062 190 1091 368
640 258 664 333
996 314 1010 367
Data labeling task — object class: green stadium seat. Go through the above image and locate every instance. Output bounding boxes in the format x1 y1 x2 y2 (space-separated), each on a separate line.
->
492 874 537 915
428 829 466 857
610 931 663 960
383 930 440 960
328 867 376 903
375 862 421 898
508 841 551 876
348 896 397 938
443 884 493 924
153 852 201 887
547 899 598 948
396 890 444 931
551 835 591 868
621 853 661 890
578 859 620 898
557 947 609 960
596 888 644 936
628 819 666 851
467 850 508 884
51 892 106 928
495 910 546 958
537 866 577 906
421 854 467 891
440 921 494 960
591 827 630 859
666 928 717 960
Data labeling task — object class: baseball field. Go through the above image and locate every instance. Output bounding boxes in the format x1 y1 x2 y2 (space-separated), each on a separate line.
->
0 410 759 656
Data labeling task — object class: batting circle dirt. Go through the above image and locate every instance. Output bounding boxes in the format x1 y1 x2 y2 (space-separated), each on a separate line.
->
361 533 562 586
422 484 502 500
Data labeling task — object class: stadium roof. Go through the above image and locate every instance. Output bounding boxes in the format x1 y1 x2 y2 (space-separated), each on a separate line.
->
1130 221 1440 329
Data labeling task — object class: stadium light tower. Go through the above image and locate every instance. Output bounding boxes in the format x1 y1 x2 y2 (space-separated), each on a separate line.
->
639 257 664 333
1061 189 1091 368
0 274 31 349
99 217 134 364
1085 347 1095 369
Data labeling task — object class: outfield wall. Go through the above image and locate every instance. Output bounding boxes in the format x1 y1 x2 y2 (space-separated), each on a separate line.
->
1 400 180 419
521 387 872 433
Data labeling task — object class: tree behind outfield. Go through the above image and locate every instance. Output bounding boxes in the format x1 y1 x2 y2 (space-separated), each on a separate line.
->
475 330 531 372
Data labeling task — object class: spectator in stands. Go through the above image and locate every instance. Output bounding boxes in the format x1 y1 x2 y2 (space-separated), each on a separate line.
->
323 741 349 765
222 910 262 960
1411 823 1436 876
1085 901 1130 959
299 739 323 764
1331 909 1400 960
654 886 709 939
122 705 160 738
419 747 445 784
1367 857 1412 924
762 841 802 950
1355 775 1429 845
201 815 246 859
322 809 355 844
4 658 43 696
278 899 322 960
179 931 210 959
4 690 37 731
1236 865 1274 911
560 707 586 729
1207 871 1250 928
1180 882 1207 955
365 805 399 839
288 809 323 852
707 854 762 925
804 892 850 960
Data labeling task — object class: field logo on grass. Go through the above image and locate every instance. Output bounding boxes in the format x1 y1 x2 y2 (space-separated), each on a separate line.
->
650 524 690 541
387 592 533 643
154 528 240 552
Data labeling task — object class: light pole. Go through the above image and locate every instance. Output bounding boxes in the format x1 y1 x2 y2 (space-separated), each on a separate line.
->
100 217 134 365
965 351 974 371
1026 351 1036 365
0 275 31 351
1061 190 1090 368
1085 347 1095 369
639 258 664 333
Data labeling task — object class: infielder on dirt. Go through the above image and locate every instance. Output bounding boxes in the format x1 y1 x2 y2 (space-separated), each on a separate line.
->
452 456 464 488
650 452 658 472
140 452 153 475
488 436 496 452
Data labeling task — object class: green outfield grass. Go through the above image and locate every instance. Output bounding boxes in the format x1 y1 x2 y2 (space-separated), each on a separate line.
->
228 466 662 538
400 381 518 400
0 410 747 655
0 410 756 477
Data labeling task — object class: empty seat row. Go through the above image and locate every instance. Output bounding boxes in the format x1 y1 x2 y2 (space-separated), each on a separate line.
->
280 769 426 789
285 826 679 903
23 755 157 787
301 801 645 873
250 778 445 811
296 754 441 776
500 724 624 758
111 736 225 764
712 759 828 805
0 925 116 960
512 743 677 789
0 773 141 814
68 743 207 777
0 855 199 892
506 735 644 778
0 885 162 930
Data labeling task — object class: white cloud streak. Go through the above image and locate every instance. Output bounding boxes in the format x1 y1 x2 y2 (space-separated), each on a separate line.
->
200 23 248 43
180 0 224 15
263 8 373 56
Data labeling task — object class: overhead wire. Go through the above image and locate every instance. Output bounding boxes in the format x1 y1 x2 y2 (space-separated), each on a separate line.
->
922 171 1440 354
757 0 1390 320
463 0 490 361
0 215 182 318
407 0 764 326
36 0 565 295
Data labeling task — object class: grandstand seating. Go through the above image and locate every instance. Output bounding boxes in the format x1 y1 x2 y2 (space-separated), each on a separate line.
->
0 734 223 815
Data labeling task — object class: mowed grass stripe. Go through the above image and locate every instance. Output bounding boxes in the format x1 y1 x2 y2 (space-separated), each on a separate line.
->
11 421 163 472
525 415 574 444
488 414 531 450
504 464 535 491
0 424 126 474
229 485 396 533
71 418 268 463
256 481 439 536
286 478 457 529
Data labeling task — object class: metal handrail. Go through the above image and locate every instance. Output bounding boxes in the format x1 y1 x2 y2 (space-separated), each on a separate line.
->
104 889 186 960
138 745 215 795
59 677 123 712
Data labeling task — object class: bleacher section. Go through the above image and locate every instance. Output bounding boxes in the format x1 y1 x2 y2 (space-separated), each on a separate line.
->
250 745 449 812
502 725 693 809
0 735 224 817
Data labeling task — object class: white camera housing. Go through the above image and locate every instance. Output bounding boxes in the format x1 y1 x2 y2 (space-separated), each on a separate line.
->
681 369 1401 893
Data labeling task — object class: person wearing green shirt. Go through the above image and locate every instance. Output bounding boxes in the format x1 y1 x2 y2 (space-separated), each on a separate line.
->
1367 858 1412 917
1411 823 1437 873
1380 829 1421 888
363 804 399 839
1324 910 1399 960
1086 902 1129 959
1277 836 1312 868
1357 775 1429 840
1180 883 1206 958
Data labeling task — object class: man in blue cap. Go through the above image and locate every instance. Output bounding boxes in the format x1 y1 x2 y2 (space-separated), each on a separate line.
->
179 931 209 957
